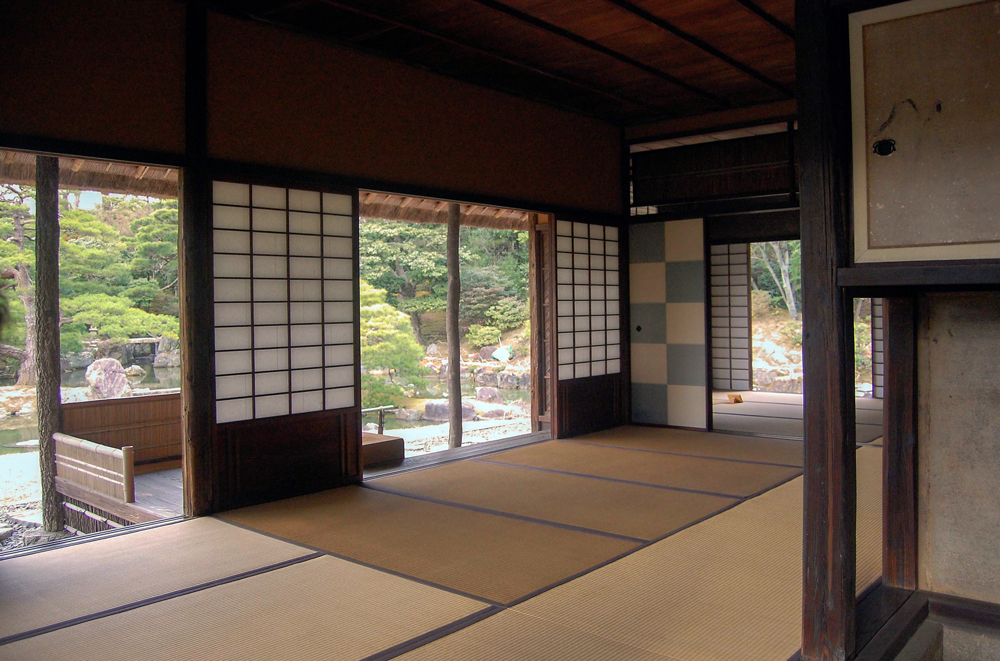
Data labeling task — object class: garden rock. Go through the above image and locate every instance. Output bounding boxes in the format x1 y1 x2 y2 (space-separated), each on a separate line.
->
476 387 502 403
22 529 71 547
86 359 132 399
422 400 477 422
61 352 94 371
425 343 439 357
153 350 181 368
394 408 422 422
0 526 12 541
479 346 498 361
476 371 500 387
519 372 531 388
498 373 520 389
124 365 147 379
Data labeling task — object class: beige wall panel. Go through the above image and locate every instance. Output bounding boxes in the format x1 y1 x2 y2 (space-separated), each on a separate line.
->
663 219 704 262
666 303 705 345
0 0 186 154
629 263 666 303
630 344 667 385
206 14 621 214
917 292 1000 604
666 385 706 428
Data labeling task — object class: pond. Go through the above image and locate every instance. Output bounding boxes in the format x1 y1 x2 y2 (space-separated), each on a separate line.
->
362 377 530 431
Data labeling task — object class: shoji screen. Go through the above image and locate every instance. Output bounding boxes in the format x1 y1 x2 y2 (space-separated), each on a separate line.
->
709 243 751 391
554 221 621 380
212 182 356 424
871 298 884 399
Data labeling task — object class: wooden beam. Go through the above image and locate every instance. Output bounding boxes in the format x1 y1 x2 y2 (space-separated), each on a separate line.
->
601 0 794 97
319 0 666 114
625 100 797 144
732 0 796 39
70 158 84 172
882 297 918 590
468 0 732 108
35 155 64 533
797 0 858 658
446 202 462 449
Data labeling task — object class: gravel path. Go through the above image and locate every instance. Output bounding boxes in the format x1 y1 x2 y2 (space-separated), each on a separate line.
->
1 500 41 551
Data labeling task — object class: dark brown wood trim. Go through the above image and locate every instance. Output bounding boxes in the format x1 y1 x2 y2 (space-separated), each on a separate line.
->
465 0 732 108
0 132 186 168
854 588 927 661
732 0 796 39
927 591 1000 630
797 0 858 658
883 298 918 590
55 477 162 525
705 208 800 245
625 100 797 144
703 220 714 430
620 222 632 425
602 0 794 97
547 212 561 440
839 263 1000 291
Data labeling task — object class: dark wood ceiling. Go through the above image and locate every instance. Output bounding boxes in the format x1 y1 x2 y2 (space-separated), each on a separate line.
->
218 0 795 126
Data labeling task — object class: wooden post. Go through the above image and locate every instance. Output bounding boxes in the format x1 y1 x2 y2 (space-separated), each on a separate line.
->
35 155 64 533
122 446 135 504
797 0 857 658
446 202 462 449
882 297 918 589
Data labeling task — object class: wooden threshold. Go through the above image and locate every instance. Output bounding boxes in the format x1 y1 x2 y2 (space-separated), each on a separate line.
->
55 477 162 524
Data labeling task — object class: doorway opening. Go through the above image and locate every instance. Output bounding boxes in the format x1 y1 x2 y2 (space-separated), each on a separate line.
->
358 193 537 461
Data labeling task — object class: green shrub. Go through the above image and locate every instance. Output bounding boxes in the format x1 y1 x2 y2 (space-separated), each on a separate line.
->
485 297 527 330
465 324 502 349
361 374 405 409
750 290 773 318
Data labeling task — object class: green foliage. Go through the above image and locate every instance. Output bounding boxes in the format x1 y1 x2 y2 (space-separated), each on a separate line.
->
360 374 406 409
485 296 527 330
854 318 873 370
128 206 178 291
750 290 773 318
61 294 179 343
122 279 160 311
359 281 424 374
465 324 502 350
750 241 801 315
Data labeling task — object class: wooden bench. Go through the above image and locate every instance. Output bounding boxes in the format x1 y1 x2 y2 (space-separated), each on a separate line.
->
362 432 405 468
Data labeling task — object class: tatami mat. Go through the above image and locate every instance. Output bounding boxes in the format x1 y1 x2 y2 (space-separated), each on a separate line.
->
573 425 805 466
714 401 884 426
2 555 488 661
505 447 883 661
371 460 737 541
398 609 672 661
479 440 801 498
713 413 884 443
0 517 311 641
219 486 638 604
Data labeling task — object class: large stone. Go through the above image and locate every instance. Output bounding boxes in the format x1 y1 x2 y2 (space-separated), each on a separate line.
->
476 371 500 387
476 387 502 403
0 526 14 541
422 400 477 422
425 343 440 357
153 350 181 368
519 372 531 389
61 351 94 371
124 364 147 379
86 358 132 399
479 346 498 361
499 372 521 389
22 529 72 547
157 335 179 354
394 408 422 422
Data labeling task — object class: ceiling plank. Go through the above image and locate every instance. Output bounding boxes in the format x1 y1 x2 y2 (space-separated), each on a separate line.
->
318 0 668 116
600 0 794 98
731 0 795 39
466 0 731 108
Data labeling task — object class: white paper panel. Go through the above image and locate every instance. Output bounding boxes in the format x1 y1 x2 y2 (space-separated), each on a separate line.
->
591 315 606 330
252 185 286 209
607 344 621 360
325 387 354 410
292 391 324 414
607 315 620 330
557 301 573 316
253 255 287 279
575 347 590 362
214 230 250 254
253 280 288 302
291 346 323 369
557 268 572 284
592 300 606 315
216 398 252 424
215 326 252 351
608 359 621 373
591 225 605 239
324 302 353 323
557 253 572 268
558 332 574 348
325 365 354 388
289 189 321 212
590 255 605 270
215 303 251 327
558 364 575 380
255 394 289 419
324 323 353 345
290 257 322 279
289 211 321 235
606 256 619 270
574 254 589 269
290 324 323 346
323 215 353 236
590 285 605 299
606 227 619 241
323 193 352 215
289 234 321 257
323 281 353 301
214 254 251 278
254 348 289 371
591 270 605 285
575 317 590 331
254 326 288 348
213 182 249 206
590 239 603 254
289 280 323 302
323 236 352 258
606 270 619 285
574 301 590 316
255 371 289 395
557 284 573 299
607 329 620 344
556 236 572 252
573 222 588 237
291 368 323 392
592 345 606 361
606 241 619 256
253 208 286 233
591 331 606 345
216 374 252 400
576 363 591 378
557 317 573 332
575 331 589 346
556 220 572 236
573 284 588 299
607 300 620 315
253 232 287 256
592 361 607 376
216 351 252 375
325 344 353 366
573 237 588 253
289 302 322 324
214 205 250 230
558 348 574 364
215 279 251 302
324 258 353 280
574 270 589 284
255 302 288 325
606 286 620 300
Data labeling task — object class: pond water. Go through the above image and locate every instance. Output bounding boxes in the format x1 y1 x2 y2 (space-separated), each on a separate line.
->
363 377 530 431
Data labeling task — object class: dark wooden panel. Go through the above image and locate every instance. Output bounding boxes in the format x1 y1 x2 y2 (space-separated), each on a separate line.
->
213 408 360 511
61 394 182 465
839 262 1000 291
797 0 858 658
555 374 623 439
632 132 795 207
853 588 927 661
706 208 799 244
883 298 918 590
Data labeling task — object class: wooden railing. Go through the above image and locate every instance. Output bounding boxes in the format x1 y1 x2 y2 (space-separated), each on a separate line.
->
61 392 181 466
53 433 135 503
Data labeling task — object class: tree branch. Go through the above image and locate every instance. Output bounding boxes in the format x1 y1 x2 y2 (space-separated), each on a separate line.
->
0 343 27 362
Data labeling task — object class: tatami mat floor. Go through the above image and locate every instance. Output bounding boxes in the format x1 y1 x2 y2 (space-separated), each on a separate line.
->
0 427 883 661
713 391 884 443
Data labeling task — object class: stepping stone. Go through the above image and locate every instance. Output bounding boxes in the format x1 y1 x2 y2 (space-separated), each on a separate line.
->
10 510 42 527
0 526 13 541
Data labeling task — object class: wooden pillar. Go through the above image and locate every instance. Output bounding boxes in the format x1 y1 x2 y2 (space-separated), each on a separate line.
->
797 0 857 658
882 297 918 589
35 155 64 532
180 2 215 516
446 202 462 449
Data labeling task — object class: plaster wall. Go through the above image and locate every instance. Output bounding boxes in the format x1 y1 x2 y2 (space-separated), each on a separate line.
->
917 292 1000 604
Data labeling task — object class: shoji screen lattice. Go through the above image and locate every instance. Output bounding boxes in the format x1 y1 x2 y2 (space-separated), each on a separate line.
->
872 298 884 399
709 243 751 391
212 182 356 424
554 221 621 380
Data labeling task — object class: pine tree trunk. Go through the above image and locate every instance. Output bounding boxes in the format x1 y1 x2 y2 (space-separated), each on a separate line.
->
35 156 64 532
446 203 462 449
15 265 37 386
